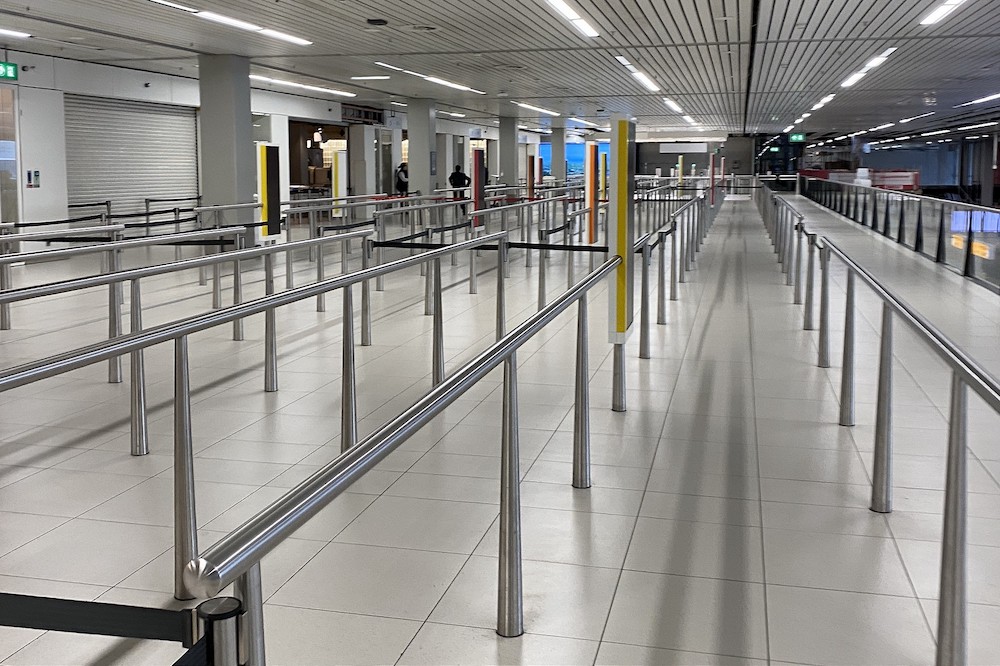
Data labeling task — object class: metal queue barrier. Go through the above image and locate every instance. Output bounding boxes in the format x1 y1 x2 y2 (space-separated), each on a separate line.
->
0 183 727 663
801 176 1000 292
0 230 368 458
760 186 995 666
0 232 506 663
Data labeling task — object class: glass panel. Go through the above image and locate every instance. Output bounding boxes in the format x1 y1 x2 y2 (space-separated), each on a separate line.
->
944 204 969 270
0 86 18 224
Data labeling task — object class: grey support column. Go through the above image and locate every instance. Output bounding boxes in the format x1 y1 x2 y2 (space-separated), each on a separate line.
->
407 99 437 196
499 116 519 188
551 120 567 183
198 55 256 234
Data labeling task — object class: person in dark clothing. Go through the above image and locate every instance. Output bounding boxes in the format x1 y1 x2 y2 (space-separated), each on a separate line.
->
448 164 472 214
394 162 409 196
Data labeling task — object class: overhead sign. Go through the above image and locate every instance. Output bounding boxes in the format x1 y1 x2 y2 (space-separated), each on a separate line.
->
789 133 806 143
659 142 708 154
769 146 781 153
0 62 18 81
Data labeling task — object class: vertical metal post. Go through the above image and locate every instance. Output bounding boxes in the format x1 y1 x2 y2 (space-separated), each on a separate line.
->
871 303 893 514
572 296 591 489
264 254 278 393
670 218 679 300
308 210 317 261
234 563 266 666
818 244 831 368
376 217 386 291
639 241 651 360
361 240 372 346
108 240 124 384
432 258 446 387
657 231 667 324
0 235 11 330
793 224 804 304
785 218 795 285
804 235 816 330
316 232 326 313
342 285 358 452
936 371 968 666
497 353 523 638
537 229 547 311
839 271 855 426
197 598 242 666
678 211 687 284
129 279 149 457
173 335 198 601
496 239 507 342
232 239 244 342
687 207 696 267
612 343 626 412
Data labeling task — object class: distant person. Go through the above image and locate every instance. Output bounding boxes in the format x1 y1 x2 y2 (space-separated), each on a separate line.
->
394 162 409 196
448 164 472 214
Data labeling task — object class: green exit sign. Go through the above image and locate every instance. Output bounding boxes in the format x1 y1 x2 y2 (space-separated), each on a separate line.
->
0 63 18 81
789 132 806 143
769 146 781 153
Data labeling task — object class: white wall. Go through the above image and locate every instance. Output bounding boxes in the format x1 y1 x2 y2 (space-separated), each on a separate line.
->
17 87 68 222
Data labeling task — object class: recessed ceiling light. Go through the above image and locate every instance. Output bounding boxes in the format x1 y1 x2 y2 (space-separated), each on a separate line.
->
955 92 1000 107
841 47 896 87
147 0 196 11
350 75 391 80
569 117 601 127
513 101 560 116
921 129 950 136
391 101 407 107
249 74 355 97
920 0 968 25
147 2 312 45
0 27 31 38
663 98 683 113
257 28 313 45
542 0 600 38
899 112 935 122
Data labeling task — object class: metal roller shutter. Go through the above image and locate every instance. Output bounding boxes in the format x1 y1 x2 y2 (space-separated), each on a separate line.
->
64 95 199 214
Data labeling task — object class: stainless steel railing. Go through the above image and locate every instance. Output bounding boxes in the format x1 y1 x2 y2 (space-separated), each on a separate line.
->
185 249 620 665
0 230 369 456
801 176 1000 291
761 185 997 666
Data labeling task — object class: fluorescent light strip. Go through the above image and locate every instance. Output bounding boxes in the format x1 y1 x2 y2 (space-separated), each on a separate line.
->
841 47 897 88
615 55 660 92
782 125 795 133
920 0 968 25
663 98 683 113
0 27 31 38
956 92 1000 108
921 129 950 136
441 111 467 118
391 101 407 107
148 0 196 11
957 121 999 131
249 74 355 98
569 117 601 127
543 0 600 37
196 11 263 31
870 123 895 131
147 2 312 45
374 62 485 95
631 71 661 92
350 75 390 81
513 101 560 117
900 112 935 123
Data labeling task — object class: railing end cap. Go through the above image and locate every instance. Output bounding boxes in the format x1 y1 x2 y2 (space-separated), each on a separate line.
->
184 557 224 599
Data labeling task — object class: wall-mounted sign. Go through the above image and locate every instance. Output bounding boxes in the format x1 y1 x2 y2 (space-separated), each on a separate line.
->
0 62 18 81
789 133 806 143
341 104 384 125
658 142 708 154
769 146 781 153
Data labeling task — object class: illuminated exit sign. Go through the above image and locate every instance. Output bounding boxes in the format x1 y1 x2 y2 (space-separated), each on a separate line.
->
789 132 806 143
0 63 18 81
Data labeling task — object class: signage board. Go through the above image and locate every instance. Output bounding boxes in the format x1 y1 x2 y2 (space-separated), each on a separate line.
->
789 133 806 143
0 63 18 81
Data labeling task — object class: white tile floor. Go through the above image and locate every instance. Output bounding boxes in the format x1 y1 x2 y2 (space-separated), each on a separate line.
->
0 201 997 665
